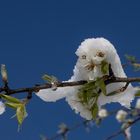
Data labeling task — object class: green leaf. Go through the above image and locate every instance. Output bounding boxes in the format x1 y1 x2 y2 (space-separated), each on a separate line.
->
78 81 99 104
101 61 109 75
125 54 136 63
42 74 53 82
16 104 26 126
5 102 21 109
42 74 58 84
78 91 88 103
78 78 107 120
135 90 140 97
80 81 97 95
91 103 98 119
133 63 140 71
0 94 21 103
95 78 106 96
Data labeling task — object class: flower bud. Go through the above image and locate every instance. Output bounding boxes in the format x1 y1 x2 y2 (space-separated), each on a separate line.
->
116 110 127 122
1 64 8 83
98 108 108 118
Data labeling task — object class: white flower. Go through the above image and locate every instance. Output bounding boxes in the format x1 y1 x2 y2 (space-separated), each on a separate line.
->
124 127 131 140
0 101 5 115
98 108 108 118
116 110 127 122
135 98 140 109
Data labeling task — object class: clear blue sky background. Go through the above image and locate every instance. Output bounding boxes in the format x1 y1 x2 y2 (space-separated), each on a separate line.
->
0 0 140 140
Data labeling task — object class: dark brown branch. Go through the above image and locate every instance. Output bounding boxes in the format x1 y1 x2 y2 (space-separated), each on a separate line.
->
0 80 87 96
107 82 130 96
112 77 140 83
0 77 140 96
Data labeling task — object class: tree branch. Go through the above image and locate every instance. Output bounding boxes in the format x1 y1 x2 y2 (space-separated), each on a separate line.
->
47 120 89 140
0 76 140 96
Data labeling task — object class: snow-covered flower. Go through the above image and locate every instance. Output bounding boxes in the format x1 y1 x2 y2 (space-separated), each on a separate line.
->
116 110 127 122
36 37 137 120
0 101 5 115
135 98 140 109
98 108 108 118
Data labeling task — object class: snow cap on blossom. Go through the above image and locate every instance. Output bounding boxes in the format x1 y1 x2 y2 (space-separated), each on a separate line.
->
36 37 136 120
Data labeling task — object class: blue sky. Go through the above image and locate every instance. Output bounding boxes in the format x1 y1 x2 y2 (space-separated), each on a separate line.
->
0 0 140 140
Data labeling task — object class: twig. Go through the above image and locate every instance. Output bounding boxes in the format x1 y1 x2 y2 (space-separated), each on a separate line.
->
0 77 140 96
48 120 89 140
104 115 140 140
